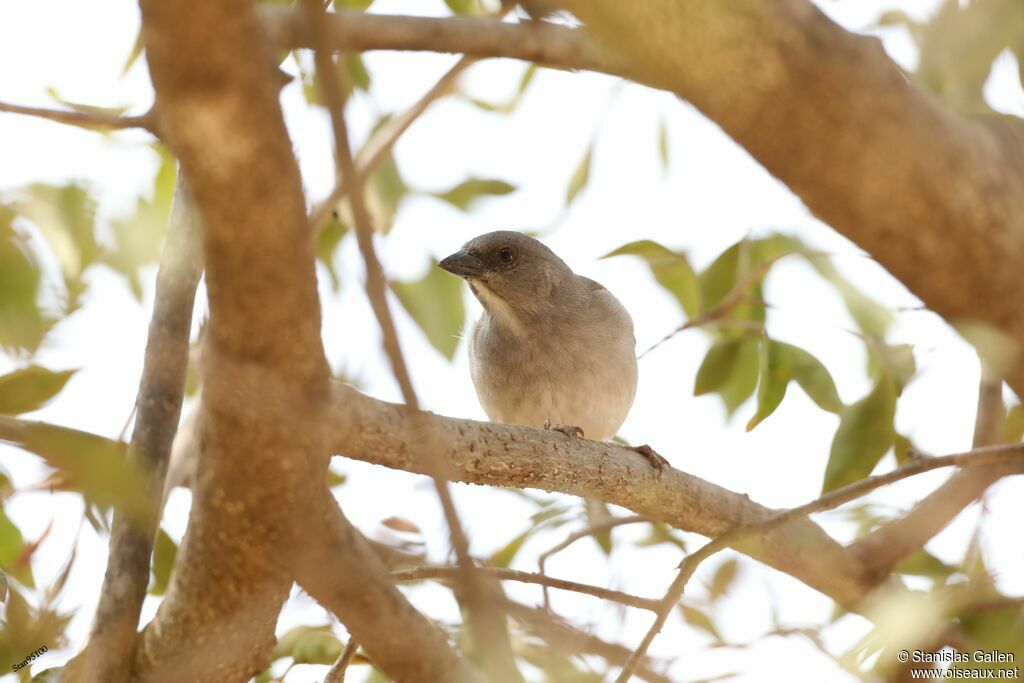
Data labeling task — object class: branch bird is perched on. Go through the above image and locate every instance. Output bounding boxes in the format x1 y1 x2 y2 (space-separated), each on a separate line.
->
439 231 668 473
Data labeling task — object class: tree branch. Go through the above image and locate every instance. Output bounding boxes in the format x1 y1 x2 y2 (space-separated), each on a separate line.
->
614 438 1024 682
331 381 1024 613
301 3 519 679
329 382 873 609
267 2 1024 394
0 101 155 132
562 0 1024 395
850 374 1020 581
133 1 475 680
261 6 627 79
504 601 673 683
64 182 201 683
392 565 662 612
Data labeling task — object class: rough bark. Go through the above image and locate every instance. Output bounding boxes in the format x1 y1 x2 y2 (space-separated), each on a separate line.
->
66 184 201 683
329 383 875 609
563 0 1024 395
264 3 1024 394
133 1 477 681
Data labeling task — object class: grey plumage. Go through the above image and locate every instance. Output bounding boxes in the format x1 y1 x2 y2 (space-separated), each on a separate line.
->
439 231 638 442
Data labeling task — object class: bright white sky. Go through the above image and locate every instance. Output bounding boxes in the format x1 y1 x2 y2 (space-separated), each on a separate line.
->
1 1 1023 681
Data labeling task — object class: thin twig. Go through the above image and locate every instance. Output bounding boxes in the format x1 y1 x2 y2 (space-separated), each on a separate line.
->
261 6 626 79
324 638 360 683
504 601 673 683
614 440 1024 682
64 181 202 681
302 3 518 680
309 56 477 233
537 515 647 610
0 101 155 132
392 565 661 612
850 375 1015 578
640 250 820 359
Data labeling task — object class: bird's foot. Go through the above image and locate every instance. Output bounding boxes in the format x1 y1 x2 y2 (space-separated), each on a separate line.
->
631 444 670 477
543 419 584 439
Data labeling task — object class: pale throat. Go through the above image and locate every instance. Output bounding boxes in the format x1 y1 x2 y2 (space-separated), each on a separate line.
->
469 279 529 337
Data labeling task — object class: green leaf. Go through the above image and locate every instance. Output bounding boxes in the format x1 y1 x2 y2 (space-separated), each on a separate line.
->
465 64 538 114
565 143 593 206
0 206 45 352
1004 403 1024 442
272 625 343 665
316 214 348 292
149 528 178 596
694 338 742 396
122 30 144 75
708 558 740 601
781 343 843 413
0 367 76 415
432 177 516 212
657 118 669 173
584 499 614 555
337 0 375 10
393 259 466 360
699 242 741 312
718 337 761 416
601 240 699 317
445 0 482 15
326 467 347 489
822 376 897 493
364 148 408 232
488 528 531 568
895 550 955 578
634 521 686 551
746 338 793 431
0 417 147 520
809 258 893 339
678 603 722 641
869 342 916 394
344 53 371 92
0 506 32 587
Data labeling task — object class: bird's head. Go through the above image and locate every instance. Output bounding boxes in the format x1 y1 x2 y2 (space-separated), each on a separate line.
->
438 231 572 321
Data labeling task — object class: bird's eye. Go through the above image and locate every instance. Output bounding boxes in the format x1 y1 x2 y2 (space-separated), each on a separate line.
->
499 247 515 263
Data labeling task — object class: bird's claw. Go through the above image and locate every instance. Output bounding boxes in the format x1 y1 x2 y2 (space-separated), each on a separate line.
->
544 419 584 439
632 444 670 477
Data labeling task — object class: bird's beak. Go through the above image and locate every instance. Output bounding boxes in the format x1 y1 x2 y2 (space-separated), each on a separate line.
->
438 250 485 278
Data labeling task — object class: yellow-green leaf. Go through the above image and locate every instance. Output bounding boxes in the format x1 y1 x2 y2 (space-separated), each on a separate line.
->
781 343 843 413
0 506 32 588
432 177 516 212
1004 403 1024 442
272 625 343 665
0 206 45 352
445 0 482 15
679 603 722 641
488 528 530 569
718 337 760 416
746 338 793 431
602 240 699 317
393 260 466 360
149 528 178 596
0 367 76 415
316 214 348 292
0 416 146 520
822 376 897 493
708 558 740 601
657 117 669 173
694 338 742 396
565 143 593 206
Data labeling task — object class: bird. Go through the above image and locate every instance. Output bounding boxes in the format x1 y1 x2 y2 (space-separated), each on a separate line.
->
438 230 668 473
